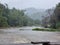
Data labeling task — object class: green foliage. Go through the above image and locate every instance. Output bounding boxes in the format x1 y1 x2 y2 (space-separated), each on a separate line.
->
0 16 8 27
52 3 60 29
32 28 60 32
54 3 60 22
0 3 9 27
0 3 41 27
56 22 60 28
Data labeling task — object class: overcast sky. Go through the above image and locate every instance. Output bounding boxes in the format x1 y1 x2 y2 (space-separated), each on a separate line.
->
1 0 60 9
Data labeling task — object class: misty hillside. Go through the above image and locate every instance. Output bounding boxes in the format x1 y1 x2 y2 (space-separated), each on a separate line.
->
24 8 54 21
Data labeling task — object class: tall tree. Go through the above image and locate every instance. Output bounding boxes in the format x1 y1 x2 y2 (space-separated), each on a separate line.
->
0 3 9 27
54 3 60 22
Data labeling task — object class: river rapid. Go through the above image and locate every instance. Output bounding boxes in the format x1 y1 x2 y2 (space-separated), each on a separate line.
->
0 26 60 44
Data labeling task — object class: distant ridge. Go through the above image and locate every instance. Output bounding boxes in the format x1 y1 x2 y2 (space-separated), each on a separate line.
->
24 8 54 21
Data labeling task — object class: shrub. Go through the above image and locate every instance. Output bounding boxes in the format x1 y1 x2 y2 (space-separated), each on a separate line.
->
32 28 60 32
56 22 60 28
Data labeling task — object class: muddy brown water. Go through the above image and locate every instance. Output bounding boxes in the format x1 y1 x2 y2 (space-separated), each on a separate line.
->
0 27 60 44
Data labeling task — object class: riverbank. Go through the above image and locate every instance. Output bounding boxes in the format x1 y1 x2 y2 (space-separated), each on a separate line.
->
32 28 60 32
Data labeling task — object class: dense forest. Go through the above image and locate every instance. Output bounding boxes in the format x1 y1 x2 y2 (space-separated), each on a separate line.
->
0 2 60 28
42 3 60 29
0 3 41 27
54 3 60 28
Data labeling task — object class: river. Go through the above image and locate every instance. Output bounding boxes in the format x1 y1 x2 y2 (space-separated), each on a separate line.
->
0 26 60 44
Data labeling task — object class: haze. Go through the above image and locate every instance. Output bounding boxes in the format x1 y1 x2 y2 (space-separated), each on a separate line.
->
1 0 60 9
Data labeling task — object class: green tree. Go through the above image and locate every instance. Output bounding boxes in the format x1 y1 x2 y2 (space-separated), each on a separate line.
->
54 3 60 28
0 3 9 27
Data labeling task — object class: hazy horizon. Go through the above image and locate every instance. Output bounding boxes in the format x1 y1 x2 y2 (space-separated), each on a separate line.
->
1 0 60 9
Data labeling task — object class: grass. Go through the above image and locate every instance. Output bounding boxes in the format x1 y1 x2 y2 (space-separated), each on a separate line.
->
32 28 60 32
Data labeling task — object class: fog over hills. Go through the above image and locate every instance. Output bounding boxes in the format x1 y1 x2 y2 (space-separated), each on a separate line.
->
24 8 54 21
